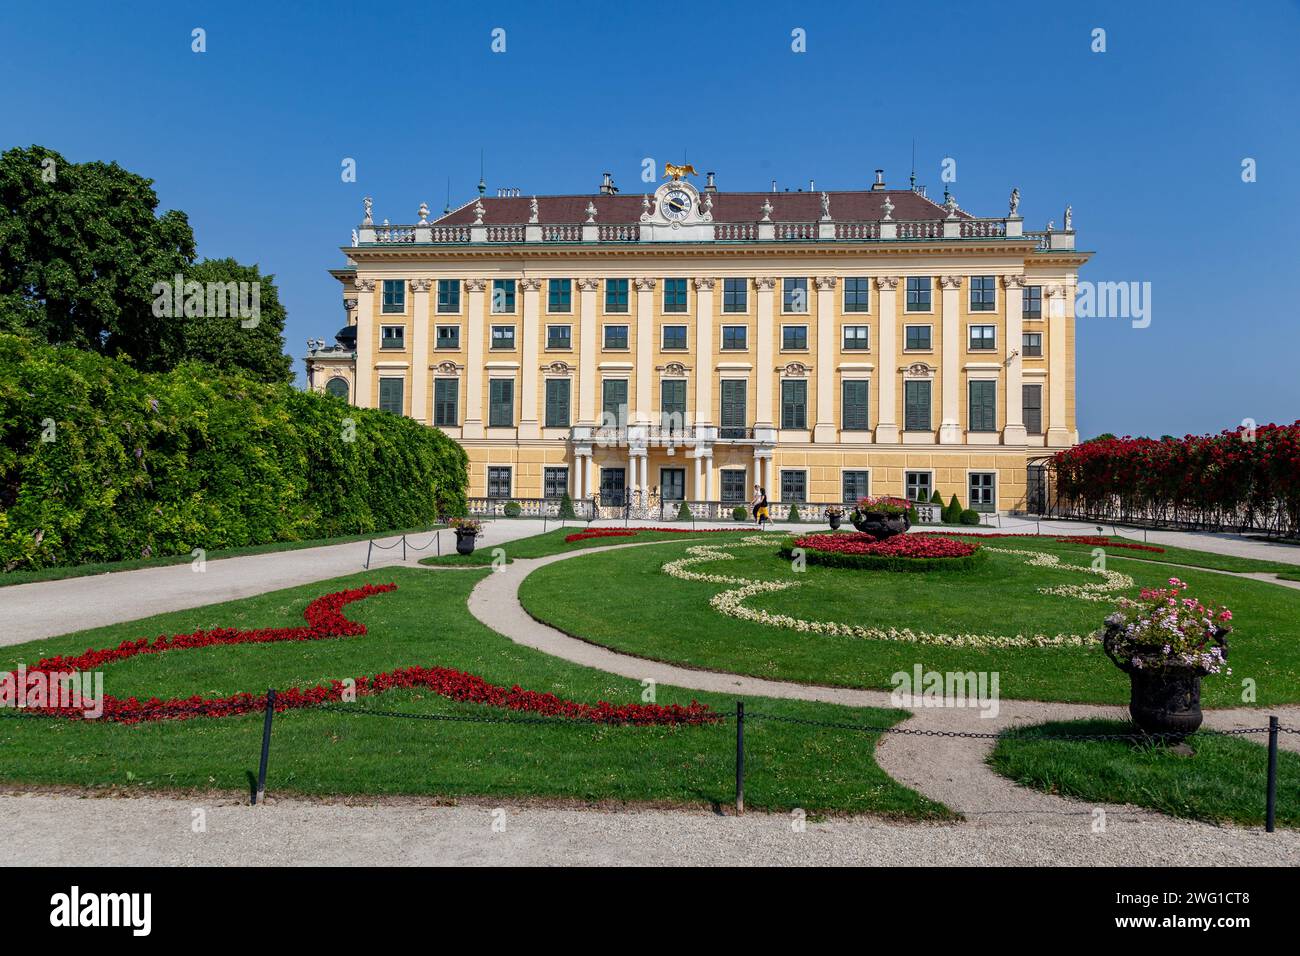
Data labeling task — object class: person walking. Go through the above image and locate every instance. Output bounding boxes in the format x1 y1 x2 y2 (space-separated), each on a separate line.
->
751 484 770 529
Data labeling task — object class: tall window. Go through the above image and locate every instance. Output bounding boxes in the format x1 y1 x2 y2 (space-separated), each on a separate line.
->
969 380 997 432
433 379 458 427
782 325 808 350
721 470 748 503
782 277 808 313
663 278 688 313
436 325 460 349
905 276 931 311
720 380 747 438
543 467 569 499
378 377 404 415
491 325 516 350
491 279 516 313
905 471 932 502
661 379 687 432
547 325 571 349
1022 332 1043 356
548 278 572 313
1023 285 1043 318
601 379 628 426
969 473 996 512
842 325 869 350
781 379 807 429
380 325 404 349
722 278 748 313
603 325 629 349
905 380 931 431
382 280 406 313
545 379 570 428
905 325 932 350
722 325 747 350
969 325 996 350
843 277 870 313
841 380 869 430
969 275 996 312
780 470 807 502
605 278 629 313
487 467 512 499
842 470 869 502
1024 384 1043 435
436 279 460 313
488 379 514 427
662 325 688 349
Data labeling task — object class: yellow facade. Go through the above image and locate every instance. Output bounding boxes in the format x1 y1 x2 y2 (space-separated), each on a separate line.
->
308 176 1088 513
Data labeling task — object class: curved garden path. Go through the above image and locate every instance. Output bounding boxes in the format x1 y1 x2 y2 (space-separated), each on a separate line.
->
459 539 1300 831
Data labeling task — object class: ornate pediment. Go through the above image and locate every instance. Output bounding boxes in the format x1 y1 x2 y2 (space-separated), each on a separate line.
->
782 361 811 377
901 362 935 378
543 360 574 376
659 361 689 377
433 360 462 375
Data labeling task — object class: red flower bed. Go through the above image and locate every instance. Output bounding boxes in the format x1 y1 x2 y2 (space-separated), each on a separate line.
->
564 526 760 543
924 531 1165 553
792 533 978 559
8 585 717 726
564 530 639 543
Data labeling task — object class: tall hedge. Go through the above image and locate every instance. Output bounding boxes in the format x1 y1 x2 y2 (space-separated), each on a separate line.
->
0 334 466 569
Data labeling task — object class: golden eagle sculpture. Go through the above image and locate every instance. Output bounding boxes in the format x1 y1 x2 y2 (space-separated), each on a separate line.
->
663 162 699 181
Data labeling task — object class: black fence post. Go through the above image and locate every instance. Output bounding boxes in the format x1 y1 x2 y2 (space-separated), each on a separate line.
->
402 535 407 562
436 530 441 556
1266 715 1279 833
364 540 373 570
253 688 276 806
735 700 745 815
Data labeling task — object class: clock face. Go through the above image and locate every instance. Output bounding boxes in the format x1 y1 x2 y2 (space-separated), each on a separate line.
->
662 189 692 221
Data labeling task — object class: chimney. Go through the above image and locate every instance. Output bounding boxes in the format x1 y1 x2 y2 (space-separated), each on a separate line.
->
771 179 778 193
705 171 717 192
871 169 886 191
600 172 619 195
809 179 815 192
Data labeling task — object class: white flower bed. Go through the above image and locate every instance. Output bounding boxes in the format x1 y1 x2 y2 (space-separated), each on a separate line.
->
660 537 1135 649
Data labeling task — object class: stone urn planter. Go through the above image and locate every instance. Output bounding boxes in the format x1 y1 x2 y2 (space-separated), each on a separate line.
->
1102 616 1231 741
827 511 843 531
455 530 478 556
850 510 910 540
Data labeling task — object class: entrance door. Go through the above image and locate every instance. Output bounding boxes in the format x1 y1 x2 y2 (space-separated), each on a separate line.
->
661 468 686 502
600 468 627 507
1026 465 1048 514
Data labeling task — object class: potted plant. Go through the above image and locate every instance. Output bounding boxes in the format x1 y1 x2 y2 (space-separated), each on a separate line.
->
824 506 845 530
450 516 483 555
1101 577 1232 742
848 496 912 540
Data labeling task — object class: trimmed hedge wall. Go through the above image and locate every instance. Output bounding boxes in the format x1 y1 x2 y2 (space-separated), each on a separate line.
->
778 544 988 573
0 334 467 570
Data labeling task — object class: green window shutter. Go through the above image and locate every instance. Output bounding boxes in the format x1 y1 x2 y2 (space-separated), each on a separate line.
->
905 381 930 431
721 380 747 431
489 379 514 427
602 379 627 425
545 379 570 428
379 377 404 415
841 380 868 430
661 379 686 421
434 379 458 426
969 381 996 431
1023 385 1043 435
781 380 806 429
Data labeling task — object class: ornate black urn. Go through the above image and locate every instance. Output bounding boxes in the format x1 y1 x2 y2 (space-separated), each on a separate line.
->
828 513 843 530
455 530 478 555
850 510 910 541
1102 619 1230 740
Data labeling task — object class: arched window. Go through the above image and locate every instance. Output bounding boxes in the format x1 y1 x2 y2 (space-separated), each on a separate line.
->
325 377 349 401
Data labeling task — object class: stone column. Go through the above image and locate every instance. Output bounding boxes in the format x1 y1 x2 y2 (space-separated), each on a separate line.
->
578 278 598 425
813 276 838 443
938 275 963 443
755 277 776 426
354 278 375 409
634 278 655 424
462 279 486 438
1002 274 1026 444
1046 283 1070 446
874 276 900 442
704 449 714 500
572 453 583 498
694 278 715 426
410 279 431 423
518 278 542 439
693 452 704 500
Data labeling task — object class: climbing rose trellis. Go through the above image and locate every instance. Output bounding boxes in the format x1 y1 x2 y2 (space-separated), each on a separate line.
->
1051 423 1300 536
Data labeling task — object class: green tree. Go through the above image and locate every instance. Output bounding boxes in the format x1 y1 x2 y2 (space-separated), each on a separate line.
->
179 258 292 383
0 145 195 368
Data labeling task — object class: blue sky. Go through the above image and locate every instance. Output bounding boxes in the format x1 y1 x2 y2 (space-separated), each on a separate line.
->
3 0 1297 438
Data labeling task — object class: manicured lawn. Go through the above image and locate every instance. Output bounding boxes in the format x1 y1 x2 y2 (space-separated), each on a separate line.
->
0 566 946 818
989 719 1298 827
0 525 444 587
420 525 759 566
519 535 1300 706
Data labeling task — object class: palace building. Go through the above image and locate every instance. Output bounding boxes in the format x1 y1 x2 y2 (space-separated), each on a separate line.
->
305 167 1088 515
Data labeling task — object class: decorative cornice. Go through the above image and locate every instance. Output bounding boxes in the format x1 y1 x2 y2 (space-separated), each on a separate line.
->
874 276 899 290
755 276 778 290
432 360 463 375
781 361 812 377
542 360 574 376
354 277 376 293
465 278 488 292
634 277 657 291
814 276 837 291
901 361 936 378
518 277 543 291
576 277 600 292
1001 274 1028 289
938 275 964 289
659 361 689 377
1044 284 1065 297
693 277 716 291
412 278 432 293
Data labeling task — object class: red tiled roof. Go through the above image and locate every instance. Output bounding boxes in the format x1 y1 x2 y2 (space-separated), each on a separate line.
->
433 189 969 225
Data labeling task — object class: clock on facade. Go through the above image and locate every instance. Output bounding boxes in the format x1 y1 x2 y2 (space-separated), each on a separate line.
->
662 188 692 221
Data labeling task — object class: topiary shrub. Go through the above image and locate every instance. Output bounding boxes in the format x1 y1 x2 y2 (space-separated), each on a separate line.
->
929 489 944 505
676 500 692 521
907 505 919 525
787 504 801 523
558 493 577 519
959 509 982 525
944 495 963 524
732 505 748 521
503 500 522 518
